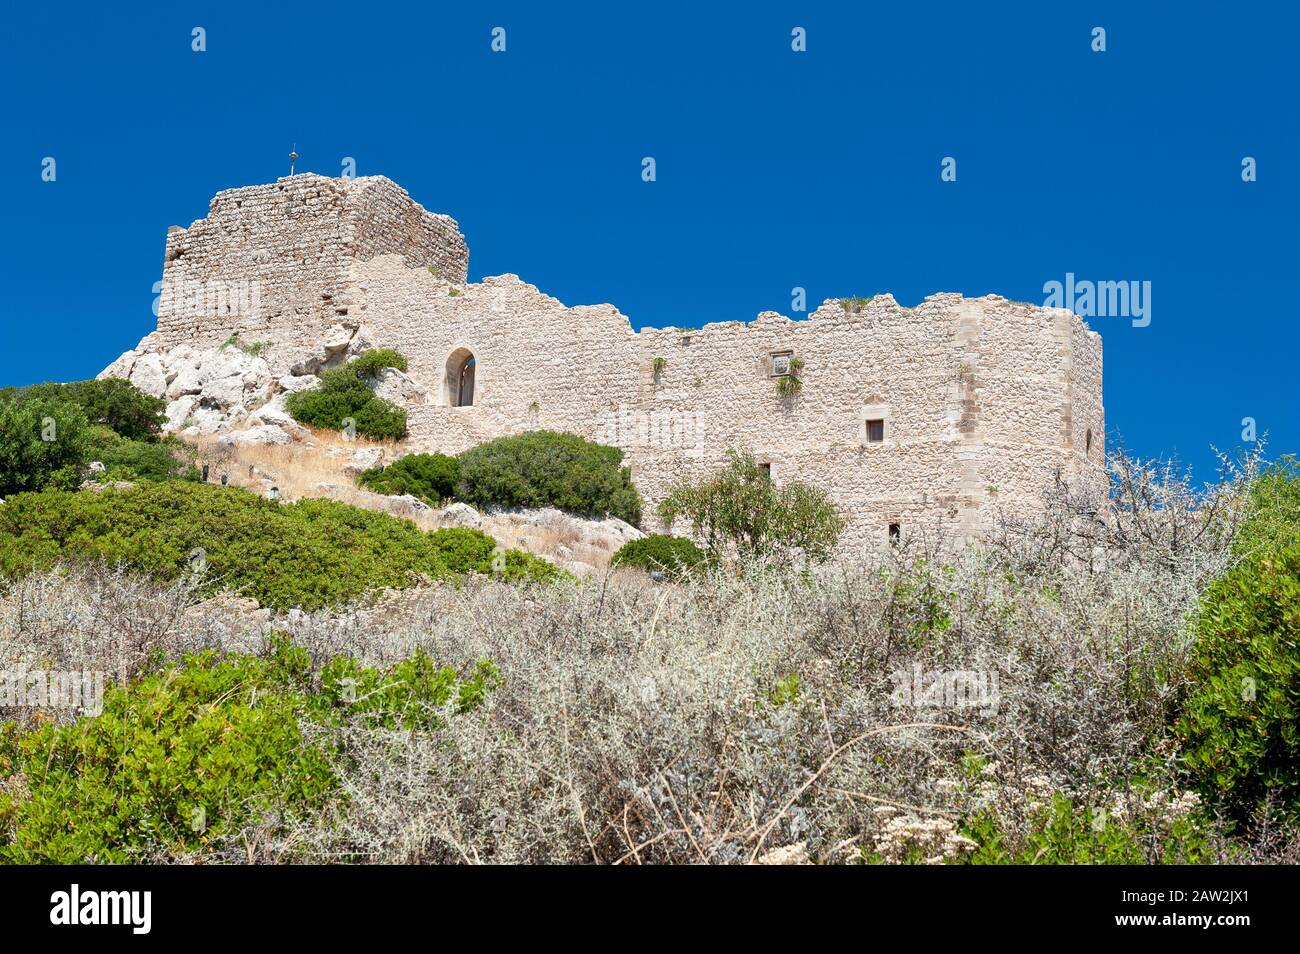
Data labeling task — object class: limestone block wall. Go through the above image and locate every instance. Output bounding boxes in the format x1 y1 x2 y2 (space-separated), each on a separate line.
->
129 173 1103 551
351 252 1104 549
153 174 467 372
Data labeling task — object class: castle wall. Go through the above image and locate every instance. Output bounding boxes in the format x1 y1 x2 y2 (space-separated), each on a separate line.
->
132 174 1103 551
352 254 1104 548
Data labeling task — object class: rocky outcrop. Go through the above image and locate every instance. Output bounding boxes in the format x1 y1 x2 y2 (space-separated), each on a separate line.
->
438 502 483 529
100 321 431 444
342 447 386 474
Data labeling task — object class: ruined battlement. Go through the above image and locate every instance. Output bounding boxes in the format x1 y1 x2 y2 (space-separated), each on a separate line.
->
154 175 467 355
115 175 1104 549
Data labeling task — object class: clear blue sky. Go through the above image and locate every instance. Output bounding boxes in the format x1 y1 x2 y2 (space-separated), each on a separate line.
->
2 1 1295 479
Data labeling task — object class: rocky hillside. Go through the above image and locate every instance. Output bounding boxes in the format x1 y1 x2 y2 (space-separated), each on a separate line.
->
100 321 428 445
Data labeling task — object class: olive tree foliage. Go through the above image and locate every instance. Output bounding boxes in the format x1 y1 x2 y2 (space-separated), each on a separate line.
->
657 448 845 562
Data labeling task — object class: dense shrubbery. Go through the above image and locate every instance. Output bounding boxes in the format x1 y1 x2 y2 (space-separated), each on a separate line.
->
611 534 705 576
350 348 408 376
429 527 569 584
2 378 166 442
359 452 460 505
455 430 642 524
1176 459 1300 823
0 482 565 610
0 638 497 863
0 378 174 495
94 429 199 482
0 448 1297 864
285 350 409 440
658 448 844 561
0 396 89 496
954 794 1218 865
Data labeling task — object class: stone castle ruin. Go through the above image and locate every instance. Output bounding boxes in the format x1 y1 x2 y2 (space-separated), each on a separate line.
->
103 174 1105 549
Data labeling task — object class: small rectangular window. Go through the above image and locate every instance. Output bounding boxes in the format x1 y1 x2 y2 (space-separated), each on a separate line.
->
888 523 901 545
866 419 885 443
758 462 772 480
770 351 792 377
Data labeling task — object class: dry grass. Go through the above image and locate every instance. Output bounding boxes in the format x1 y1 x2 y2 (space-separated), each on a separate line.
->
192 427 401 506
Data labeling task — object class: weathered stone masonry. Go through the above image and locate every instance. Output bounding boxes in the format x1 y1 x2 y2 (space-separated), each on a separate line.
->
136 173 1105 549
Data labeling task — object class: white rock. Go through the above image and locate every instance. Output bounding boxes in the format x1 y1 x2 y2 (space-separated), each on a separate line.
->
249 394 295 427
592 517 644 547
347 325 376 355
200 375 246 410
167 364 203 399
322 323 355 354
439 502 483 529
380 494 432 519
342 447 386 474
278 374 320 393
98 349 138 381
127 353 167 398
164 395 198 431
185 407 231 436
164 344 201 370
372 367 428 406
226 425 292 447
88 460 106 475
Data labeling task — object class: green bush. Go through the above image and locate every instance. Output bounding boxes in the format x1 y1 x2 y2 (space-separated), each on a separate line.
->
0 638 497 863
284 351 408 440
1176 545 1300 822
351 348 408 375
0 482 563 610
3 378 166 443
455 430 642 524
1234 457 1300 560
1173 461 1300 823
359 452 460 505
96 436 199 482
956 794 1217 865
611 534 705 576
428 527 569 583
658 449 844 561
0 395 90 497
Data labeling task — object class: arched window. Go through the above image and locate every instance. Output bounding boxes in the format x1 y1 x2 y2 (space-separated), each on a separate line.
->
446 348 476 407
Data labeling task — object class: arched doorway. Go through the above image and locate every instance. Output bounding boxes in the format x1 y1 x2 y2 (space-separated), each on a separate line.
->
446 348 476 407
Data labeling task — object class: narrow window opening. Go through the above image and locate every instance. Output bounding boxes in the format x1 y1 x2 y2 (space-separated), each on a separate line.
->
758 462 772 480
446 349 476 407
866 419 885 443
888 523 901 546
1085 428 1093 456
